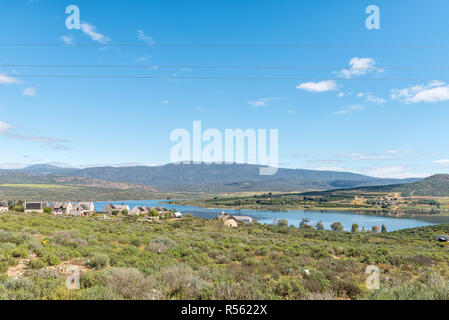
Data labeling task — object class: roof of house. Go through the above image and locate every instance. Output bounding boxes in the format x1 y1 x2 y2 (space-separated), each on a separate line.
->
73 203 92 210
219 213 238 222
25 202 45 210
50 202 71 209
0 200 8 208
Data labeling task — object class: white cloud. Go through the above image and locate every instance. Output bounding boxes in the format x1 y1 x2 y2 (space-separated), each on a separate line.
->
61 35 74 45
433 159 449 165
0 120 69 146
296 80 337 93
193 106 213 113
136 55 151 63
364 166 406 178
80 23 110 44
337 92 345 98
391 81 449 104
287 109 296 114
337 57 382 79
137 30 154 45
331 104 363 116
22 87 36 96
162 100 170 104
0 74 20 84
357 92 386 104
0 121 12 133
336 152 392 160
336 150 414 161
365 93 386 105
248 97 281 107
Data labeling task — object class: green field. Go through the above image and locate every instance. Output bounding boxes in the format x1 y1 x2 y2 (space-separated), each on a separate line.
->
1 212 449 300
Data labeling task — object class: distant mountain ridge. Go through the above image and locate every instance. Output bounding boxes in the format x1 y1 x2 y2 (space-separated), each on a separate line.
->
4 163 421 193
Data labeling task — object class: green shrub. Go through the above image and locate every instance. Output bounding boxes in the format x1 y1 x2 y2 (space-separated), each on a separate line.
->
27 259 46 269
88 254 110 270
44 254 61 266
10 246 29 258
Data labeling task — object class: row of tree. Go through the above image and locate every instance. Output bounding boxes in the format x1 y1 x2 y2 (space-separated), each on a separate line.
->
277 218 388 233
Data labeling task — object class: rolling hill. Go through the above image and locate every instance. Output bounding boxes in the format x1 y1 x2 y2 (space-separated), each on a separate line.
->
302 174 449 197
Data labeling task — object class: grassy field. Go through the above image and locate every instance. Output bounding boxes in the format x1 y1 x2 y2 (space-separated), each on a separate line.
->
1 212 449 300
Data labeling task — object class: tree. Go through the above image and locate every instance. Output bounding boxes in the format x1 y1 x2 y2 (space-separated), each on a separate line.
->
331 222 344 231
315 221 324 230
43 207 52 214
372 225 380 234
351 223 359 233
12 205 24 212
148 209 159 217
277 219 288 227
361 226 366 233
121 209 129 216
299 218 312 229
381 224 387 233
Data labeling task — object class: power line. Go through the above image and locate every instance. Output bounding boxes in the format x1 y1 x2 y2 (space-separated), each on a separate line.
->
3 74 444 81
2 64 449 71
0 43 448 48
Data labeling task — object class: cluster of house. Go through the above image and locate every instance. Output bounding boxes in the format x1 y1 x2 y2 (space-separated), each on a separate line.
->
102 204 182 218
0 201 256 227
19 201 96 216
0 200 183 218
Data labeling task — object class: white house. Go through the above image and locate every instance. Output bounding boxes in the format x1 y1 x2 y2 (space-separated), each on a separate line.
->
0 201 8 213
50 202 73 215
70 202 95 216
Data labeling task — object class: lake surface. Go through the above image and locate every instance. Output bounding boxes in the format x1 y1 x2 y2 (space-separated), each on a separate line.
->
93 200 449 232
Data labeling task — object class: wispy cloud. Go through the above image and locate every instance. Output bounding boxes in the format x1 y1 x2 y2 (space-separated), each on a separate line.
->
433 159 449 165
356 92 386 105
336 150 413 161
0 73 20 84
136 54 151 63
137 30 154 45
22 87 36 96
331 104 363 115
391 81 449 104
337 57 382 79
80 23 110 44
193 106 213 113
61 35 75 45
248 97 281 107
0 120 69 147
296 80 337 93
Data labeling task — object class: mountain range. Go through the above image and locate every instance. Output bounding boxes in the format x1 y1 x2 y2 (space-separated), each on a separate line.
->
1 163 420 193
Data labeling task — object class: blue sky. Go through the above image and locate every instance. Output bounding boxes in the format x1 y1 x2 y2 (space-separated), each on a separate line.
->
1 0 449 178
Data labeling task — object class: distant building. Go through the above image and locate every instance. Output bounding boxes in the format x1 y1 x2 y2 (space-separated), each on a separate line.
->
174 211 182 218
129 206 150 216
0 201 8 213
71 202 95 216
24 202 47 213
103 204 130 215
234 216 253 223
50 202 73 215
218 213 238 228
154 206 168 214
